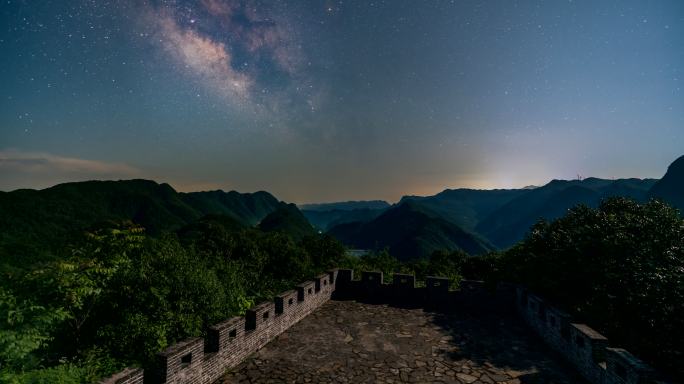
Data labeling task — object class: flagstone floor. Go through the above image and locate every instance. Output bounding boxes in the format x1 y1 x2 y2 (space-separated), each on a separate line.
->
217 300 587 384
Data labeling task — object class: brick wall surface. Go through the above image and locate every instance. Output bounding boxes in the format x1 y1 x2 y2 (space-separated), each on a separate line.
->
101 269 338 384
513 286 664 384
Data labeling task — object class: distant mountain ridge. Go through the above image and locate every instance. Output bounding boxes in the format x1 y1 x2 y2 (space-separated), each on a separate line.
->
323 173 666 253
475 177 657 248
302 208 387 232
299 200 390 211
399 188 527 231
299 200 391 232
0 179 282 252
328 201 494 260
1 156 681 261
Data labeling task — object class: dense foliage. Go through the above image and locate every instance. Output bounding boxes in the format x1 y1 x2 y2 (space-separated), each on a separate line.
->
0 218 346 383
497 198 684 378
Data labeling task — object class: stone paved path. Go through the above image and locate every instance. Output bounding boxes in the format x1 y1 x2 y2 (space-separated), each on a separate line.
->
217 300 587 384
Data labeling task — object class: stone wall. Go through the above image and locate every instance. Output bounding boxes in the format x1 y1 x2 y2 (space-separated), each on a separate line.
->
335 270 667 384
332 269 494 312
513 286 664 384
101 270 338 384
102 268 666 384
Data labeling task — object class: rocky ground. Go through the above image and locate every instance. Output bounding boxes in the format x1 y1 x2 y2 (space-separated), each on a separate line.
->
217 300 586 384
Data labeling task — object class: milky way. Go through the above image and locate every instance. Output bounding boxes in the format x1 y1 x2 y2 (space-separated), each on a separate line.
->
1 0 683 202
142 0 311 112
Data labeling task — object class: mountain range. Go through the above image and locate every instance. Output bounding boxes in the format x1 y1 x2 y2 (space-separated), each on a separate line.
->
0 180 282 262
299 200 390 212
328 201 494 260
1 155 682 261
308 155 682 255
316 176 656 257
473 177 657 248
324 178 660 257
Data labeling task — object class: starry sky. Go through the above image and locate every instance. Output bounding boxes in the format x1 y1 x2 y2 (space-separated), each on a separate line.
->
1 0 683 203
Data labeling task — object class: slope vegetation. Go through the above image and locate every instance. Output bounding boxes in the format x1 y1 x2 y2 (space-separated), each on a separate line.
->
328 201 494 260
0 179 281 262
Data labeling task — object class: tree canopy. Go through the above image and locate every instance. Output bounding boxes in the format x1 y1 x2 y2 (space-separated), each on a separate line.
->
0 218 347 383
498 198 684 377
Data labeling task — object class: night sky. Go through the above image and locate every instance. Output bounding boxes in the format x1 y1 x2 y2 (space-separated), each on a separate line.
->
1 0 683 203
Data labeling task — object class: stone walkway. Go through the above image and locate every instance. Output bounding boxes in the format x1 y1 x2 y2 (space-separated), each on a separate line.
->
217 300 587 384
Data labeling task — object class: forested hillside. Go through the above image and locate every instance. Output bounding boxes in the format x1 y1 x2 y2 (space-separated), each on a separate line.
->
329 201 494 260
299 200 390 231
0 180 281 265
0 180 344 382
0 218 346 382
258 203 317 240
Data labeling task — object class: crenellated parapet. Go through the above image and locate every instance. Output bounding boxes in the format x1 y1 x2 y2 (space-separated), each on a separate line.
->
102 268 667 384
332 269 483 311
101 269 339 384
513 286 664 384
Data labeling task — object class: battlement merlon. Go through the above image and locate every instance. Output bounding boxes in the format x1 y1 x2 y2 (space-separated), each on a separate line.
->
275 289 298 314
296 280 316 301
570 323 609 364
154 337 204 381
336 269 353 286
313 273 329 292
246 301 275 331
326 268 339 285
206 316 244 353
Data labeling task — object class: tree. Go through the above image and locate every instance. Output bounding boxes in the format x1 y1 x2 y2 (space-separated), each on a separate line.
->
30 224 145 357
0 287 66 370
499 198 684 377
